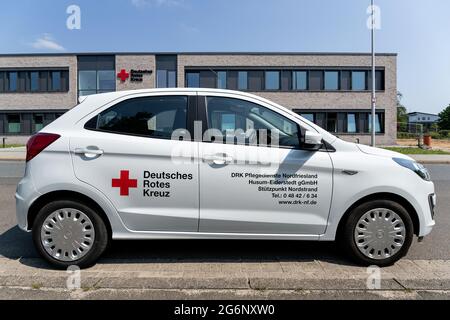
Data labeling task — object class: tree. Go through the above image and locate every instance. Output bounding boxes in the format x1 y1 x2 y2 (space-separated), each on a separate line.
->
438 104 450 130
397 92 408 123
396 92 408 132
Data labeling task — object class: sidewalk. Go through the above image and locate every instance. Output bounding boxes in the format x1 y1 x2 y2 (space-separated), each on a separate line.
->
0 147 26 161
0 257 449 299
1 148 450 164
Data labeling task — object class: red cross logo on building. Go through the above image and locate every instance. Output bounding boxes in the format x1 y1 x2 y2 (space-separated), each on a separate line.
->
117 69 130 82
112 170 137 196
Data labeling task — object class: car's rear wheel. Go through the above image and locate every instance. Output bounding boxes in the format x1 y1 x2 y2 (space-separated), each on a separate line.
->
32 200 109 269
341 199 414 267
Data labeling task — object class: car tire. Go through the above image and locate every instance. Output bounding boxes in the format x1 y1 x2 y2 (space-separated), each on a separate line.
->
341 199 414 267
32 199 109 269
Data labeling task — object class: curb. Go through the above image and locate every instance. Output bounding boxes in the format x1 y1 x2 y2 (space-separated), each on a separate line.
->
0 158 25 162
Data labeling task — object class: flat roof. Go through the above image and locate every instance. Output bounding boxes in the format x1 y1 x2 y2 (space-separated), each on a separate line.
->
408 112 439 116
0 51 398 57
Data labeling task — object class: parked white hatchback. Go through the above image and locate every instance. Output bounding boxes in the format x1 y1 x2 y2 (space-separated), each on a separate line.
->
16 88 436 268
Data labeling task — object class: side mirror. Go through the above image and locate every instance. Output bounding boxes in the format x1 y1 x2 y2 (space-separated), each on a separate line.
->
303 131 323 151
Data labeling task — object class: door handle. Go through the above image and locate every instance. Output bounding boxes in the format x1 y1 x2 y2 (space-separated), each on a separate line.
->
74 147 104 158
203 154 233 165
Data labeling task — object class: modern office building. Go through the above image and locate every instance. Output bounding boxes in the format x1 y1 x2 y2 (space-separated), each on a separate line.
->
0 52 397 145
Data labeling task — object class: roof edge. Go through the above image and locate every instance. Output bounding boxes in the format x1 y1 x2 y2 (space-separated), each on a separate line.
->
0 51 398 57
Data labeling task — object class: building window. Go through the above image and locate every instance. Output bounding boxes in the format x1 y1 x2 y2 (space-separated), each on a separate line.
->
347 113 357 133
341 71 351 90
77 55 115 96
248 71 263 91
368 113 382 133
97 70 116 93
156 69 176 88
51 71 61 91
33 114 44 133
238 71 248 90
327 112 337 132
324 71 339 90
265 71 280 90
294 110 384 134
217 71 227 89
368 70 385 91
352 71 366 91
7 114 21 134
8 72 18 92
186 72 200 87
183 68 385 92
309 71 323 90
30 72 39 92
0 72 4 92
293 71 307 90
156 55 177 88
0 70 68 93
78 70 97 96
301 113 314 122
39 71 48 92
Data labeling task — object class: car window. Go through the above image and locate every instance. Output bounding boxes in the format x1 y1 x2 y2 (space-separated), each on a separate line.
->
85 96 188 139
205 96 300 148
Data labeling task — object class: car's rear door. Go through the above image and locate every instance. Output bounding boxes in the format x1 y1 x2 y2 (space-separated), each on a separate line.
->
70 92 200 232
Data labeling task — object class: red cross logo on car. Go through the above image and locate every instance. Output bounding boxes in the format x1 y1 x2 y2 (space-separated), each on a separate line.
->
117 69 130 82
112 170 137 196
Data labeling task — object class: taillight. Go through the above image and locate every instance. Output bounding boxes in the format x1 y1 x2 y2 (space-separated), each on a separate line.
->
26 133 61 162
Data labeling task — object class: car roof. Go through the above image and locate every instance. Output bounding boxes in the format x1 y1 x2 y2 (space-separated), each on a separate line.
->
78 88 265 103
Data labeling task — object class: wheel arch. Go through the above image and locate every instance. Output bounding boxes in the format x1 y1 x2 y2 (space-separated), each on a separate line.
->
336 192 420 239
27 190 113 239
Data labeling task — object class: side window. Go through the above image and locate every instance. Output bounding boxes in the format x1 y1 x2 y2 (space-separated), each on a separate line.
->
85 96 187 139
205 96 301 149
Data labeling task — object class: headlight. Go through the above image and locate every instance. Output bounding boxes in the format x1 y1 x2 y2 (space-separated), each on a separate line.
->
392 157 431 181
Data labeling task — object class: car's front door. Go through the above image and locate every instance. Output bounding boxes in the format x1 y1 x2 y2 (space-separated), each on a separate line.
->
70 93 199 232
198 95 333 235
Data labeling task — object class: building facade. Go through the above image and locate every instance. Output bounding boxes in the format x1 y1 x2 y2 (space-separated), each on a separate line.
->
0 52 397 145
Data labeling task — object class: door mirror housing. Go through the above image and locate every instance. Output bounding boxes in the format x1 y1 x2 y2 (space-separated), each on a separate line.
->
302 131 323 151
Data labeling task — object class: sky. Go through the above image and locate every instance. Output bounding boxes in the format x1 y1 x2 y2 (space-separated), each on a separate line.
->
0 0 449 114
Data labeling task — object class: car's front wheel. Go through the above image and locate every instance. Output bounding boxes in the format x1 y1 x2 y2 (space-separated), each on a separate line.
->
32 200 109 269
341 199 414 267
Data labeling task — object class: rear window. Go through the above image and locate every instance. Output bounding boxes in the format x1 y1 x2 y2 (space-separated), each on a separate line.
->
85 96 188 139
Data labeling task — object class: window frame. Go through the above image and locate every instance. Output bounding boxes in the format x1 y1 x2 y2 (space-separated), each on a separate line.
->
84 95 193 141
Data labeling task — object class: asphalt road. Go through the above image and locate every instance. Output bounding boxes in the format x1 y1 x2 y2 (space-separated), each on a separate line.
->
0 161 449 263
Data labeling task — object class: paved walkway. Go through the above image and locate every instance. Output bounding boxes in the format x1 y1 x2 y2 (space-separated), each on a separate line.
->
0 147 25 161
0 257 449 299
1 147 450 164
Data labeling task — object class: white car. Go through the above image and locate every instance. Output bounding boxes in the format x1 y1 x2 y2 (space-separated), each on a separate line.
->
15 88 436 268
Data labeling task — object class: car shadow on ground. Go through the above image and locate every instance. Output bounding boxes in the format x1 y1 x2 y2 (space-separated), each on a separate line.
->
0 226 359 270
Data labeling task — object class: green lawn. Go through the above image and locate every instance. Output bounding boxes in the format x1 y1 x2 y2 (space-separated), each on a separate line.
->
0 144 25 149
383 147 450 155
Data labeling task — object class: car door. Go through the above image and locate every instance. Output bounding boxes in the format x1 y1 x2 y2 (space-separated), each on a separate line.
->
70 93 199 232
198 94 333 235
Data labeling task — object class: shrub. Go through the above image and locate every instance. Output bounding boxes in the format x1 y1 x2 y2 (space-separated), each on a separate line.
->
439 130 450 138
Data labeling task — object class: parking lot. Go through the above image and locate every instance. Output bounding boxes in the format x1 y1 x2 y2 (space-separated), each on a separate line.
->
0 161 449 299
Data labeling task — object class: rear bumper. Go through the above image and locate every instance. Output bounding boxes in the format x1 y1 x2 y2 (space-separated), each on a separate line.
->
15 173 40 231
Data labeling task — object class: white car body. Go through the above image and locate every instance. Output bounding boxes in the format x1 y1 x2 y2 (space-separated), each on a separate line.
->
16 88 435 246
